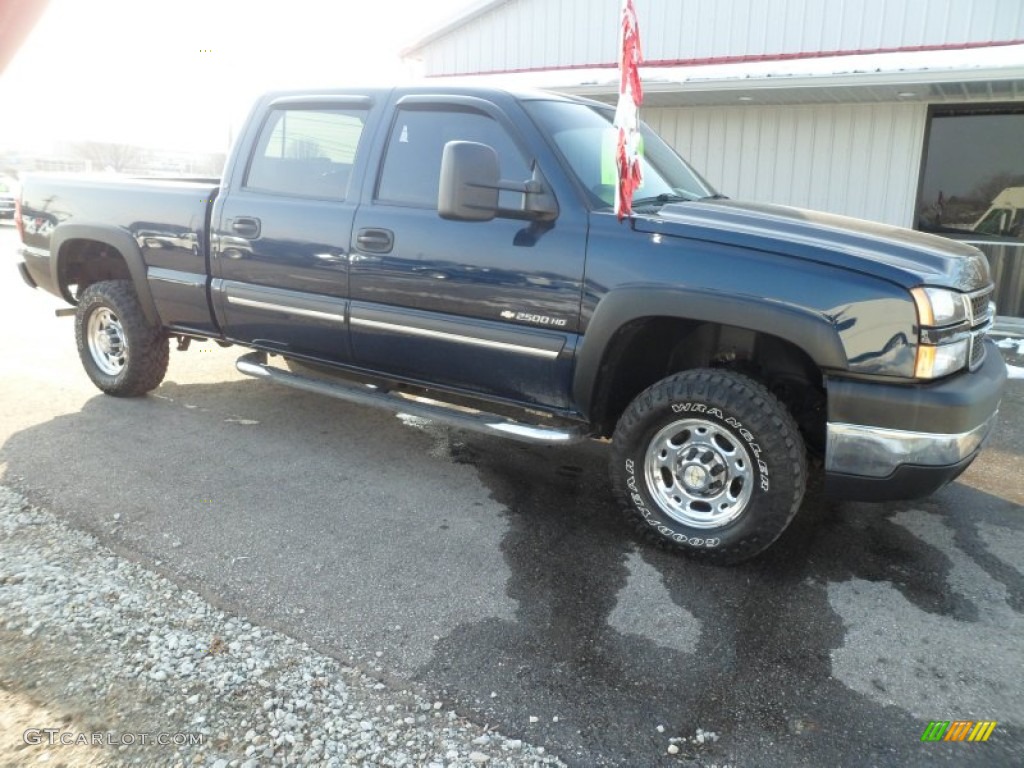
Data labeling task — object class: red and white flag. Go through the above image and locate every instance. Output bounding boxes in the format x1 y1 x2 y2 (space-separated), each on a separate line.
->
614 0 643 220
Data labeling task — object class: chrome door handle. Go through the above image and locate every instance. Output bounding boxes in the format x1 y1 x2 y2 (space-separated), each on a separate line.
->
231 217 261 238
356 228 394 254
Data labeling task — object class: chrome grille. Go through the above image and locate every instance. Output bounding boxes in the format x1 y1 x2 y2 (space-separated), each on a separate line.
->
969 336 986 368
969 290 993 324
967 287 994 371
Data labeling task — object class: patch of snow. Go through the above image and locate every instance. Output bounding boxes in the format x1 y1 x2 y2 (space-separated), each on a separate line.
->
994 337 1024 355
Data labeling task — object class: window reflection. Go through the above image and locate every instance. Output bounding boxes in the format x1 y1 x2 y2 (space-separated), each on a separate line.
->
917 109 1024 243
245 109 367 201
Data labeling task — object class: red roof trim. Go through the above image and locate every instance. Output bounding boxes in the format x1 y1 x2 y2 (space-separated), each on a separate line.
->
425 39 1024 79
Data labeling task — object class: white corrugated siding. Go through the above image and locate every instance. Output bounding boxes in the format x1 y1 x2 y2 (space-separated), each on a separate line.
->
645 102 929 227
431 0 618 75
416 0 1024 76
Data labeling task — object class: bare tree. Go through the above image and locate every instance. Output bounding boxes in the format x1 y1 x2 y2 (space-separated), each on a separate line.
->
72 142 146 173
968 172 1024 206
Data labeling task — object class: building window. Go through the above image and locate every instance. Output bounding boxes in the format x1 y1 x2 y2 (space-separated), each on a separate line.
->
245 108 367 200
916 107 1024 242
916 106 1024 318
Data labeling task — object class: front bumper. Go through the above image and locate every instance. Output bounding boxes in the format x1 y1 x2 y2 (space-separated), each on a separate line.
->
825 339 1006 501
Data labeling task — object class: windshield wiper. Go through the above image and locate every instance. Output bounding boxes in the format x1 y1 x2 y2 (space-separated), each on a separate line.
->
700 193 729 200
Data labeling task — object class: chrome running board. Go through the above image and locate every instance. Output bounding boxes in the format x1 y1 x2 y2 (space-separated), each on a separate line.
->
235 352 585 445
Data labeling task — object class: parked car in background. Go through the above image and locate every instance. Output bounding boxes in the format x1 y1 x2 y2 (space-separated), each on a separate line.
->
973 186 1024 239
0 177 17 219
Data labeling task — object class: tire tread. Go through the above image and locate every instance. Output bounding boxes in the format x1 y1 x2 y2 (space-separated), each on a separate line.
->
610 368 807 565
75 280 169 397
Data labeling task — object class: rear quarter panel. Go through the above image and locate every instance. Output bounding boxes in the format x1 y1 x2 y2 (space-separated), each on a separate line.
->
20 175 218 329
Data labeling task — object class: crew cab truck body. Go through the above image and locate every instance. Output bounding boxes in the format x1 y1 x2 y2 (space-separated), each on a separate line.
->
16 87 1007 563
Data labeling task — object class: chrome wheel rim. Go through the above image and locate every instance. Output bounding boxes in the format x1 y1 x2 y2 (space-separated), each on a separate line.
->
86 307 128 376
643 417 754 529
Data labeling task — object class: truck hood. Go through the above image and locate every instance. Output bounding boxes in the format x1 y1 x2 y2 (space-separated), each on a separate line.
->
635 199 991 292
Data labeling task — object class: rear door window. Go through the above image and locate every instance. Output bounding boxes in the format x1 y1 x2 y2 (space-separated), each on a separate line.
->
245 108 367 200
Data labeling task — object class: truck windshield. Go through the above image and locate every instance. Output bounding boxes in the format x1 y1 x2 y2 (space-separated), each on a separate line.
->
524 99 716 210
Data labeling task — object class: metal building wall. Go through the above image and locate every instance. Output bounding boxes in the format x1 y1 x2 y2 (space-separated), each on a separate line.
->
645 102 929 227
416 0 1024 76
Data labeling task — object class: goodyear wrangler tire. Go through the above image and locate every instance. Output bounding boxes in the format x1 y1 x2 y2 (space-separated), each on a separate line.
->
610 369 806 565
75 280 169 397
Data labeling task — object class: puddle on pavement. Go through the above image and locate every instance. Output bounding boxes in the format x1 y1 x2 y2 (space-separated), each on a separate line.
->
416 427 1024 767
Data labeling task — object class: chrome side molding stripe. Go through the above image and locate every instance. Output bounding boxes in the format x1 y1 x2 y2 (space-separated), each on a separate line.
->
350 317 560 359
226 295 347 325
148 267 206 287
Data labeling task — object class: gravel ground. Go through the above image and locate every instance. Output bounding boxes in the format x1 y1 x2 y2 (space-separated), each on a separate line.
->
0 485 564 768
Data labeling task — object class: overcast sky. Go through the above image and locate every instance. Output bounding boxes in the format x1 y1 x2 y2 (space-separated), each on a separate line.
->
0 0 475 153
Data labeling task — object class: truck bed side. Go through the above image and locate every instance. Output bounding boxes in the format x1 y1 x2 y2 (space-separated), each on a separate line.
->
19 175 219 332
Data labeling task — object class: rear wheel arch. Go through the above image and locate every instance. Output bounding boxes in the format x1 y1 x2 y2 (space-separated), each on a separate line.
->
51 223 161 324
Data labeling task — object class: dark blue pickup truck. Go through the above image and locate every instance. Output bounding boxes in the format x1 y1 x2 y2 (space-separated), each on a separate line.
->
15 86 1007 563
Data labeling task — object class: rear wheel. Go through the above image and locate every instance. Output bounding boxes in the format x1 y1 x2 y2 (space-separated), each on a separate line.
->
75 280 169 396
610 368 806 564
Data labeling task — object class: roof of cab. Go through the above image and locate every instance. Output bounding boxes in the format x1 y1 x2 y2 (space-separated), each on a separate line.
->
256 84 586 107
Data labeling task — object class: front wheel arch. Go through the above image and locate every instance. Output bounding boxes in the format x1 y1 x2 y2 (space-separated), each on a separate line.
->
573 287 846 428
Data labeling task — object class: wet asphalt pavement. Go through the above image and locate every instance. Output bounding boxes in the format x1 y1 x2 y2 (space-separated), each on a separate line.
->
1 223 1022 766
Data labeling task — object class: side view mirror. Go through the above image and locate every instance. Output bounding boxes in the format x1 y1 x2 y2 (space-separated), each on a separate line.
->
438 141 500 221
439 141 558 223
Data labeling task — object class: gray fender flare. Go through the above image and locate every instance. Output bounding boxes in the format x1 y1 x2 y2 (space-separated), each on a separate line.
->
50 223 161 325
572 286 847 420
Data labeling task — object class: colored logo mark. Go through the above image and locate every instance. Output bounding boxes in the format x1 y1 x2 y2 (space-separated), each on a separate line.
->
920 720 997 742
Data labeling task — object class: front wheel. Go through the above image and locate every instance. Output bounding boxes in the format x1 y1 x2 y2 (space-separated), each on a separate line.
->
610 369 806 565
75 280 169 396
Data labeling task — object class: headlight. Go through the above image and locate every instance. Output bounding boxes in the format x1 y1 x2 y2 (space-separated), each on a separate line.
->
911 287 970 379
912 286 967 326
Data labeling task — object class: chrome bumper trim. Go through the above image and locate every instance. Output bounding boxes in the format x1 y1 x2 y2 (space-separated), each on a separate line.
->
826 412 998 478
